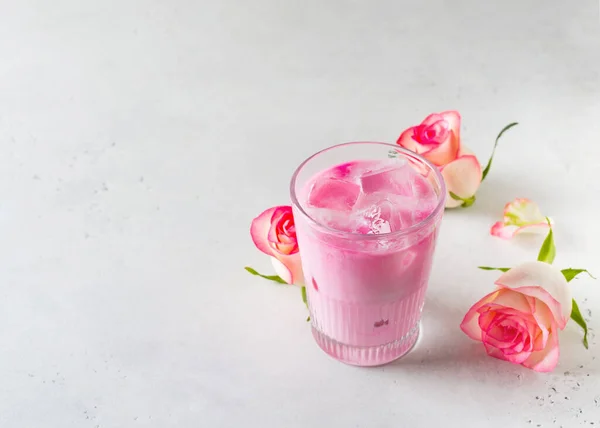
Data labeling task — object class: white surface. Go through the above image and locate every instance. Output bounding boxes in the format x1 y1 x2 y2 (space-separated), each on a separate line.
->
0 1 599 427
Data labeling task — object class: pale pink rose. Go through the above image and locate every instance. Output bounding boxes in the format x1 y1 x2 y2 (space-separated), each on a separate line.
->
250 206 304 285
461 261 572 372
491 198 551 239
397 111 482 208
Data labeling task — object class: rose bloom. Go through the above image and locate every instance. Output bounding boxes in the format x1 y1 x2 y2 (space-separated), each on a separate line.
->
460 261 571 372
250 206 304 285
397 111 482 208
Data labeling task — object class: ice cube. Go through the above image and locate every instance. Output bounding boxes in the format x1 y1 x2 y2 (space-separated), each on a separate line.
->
359 204 392 234
308 178 361 211
411 200 437 223
307 207 354 232
410 173 436 200
325 160 378 182
351 194 397 234
359 159 415 196
388 197 418 231
369 193 424 231
390 196 436 227
329 161 356 180
408 174 438 222
393 207 419 230
349 205 391 235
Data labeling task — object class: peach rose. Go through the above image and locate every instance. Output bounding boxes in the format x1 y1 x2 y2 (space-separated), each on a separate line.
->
250 206 304 285
460 261 572 372
491 198 551 239
397 111 482 208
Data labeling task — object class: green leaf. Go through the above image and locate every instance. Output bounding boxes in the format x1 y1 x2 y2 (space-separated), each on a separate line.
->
244 266 287 284
478 266 511 272
301 286 310 322
481 122 519 181
570 298 589 349
449 191 476 208
561 269 596 282
461 195 476 208
449 191 463 201
537 218 555 264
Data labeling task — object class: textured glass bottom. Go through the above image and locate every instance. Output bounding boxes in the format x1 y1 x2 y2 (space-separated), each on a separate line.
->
308 284 426 366
312 321 420 366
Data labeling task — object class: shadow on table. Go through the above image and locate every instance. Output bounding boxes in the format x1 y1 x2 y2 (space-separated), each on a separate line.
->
386 295 518 379
380 293 595 382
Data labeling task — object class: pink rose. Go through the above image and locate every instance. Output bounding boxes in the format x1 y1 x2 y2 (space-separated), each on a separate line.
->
397 111 482 208
461 261 572 372
491 198 551 239
250 206 304 285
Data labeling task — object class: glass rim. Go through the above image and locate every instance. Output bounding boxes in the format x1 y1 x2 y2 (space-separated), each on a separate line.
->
289 141 446 240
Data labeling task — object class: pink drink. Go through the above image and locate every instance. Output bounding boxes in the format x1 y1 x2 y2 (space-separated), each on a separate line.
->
291 143 445 366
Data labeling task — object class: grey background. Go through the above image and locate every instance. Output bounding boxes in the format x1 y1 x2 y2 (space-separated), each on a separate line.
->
0 1 599 427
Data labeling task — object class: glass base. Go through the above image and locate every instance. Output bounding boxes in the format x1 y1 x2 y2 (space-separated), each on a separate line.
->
311 321 420 367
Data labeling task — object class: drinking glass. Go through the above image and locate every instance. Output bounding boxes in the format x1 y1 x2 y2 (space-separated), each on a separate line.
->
290 142 446 366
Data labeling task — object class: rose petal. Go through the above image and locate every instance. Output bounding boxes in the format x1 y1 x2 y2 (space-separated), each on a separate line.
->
457 145 474 158
502 349 532 364
440 154 482 208
271 253 305 286
418 112 461 163
421 113 445 127
491 222 551 240
529 299 551 351
490 222 519 239
271 257 292 284
423 120 450 145
482 342 505 360
528 295 554 329
460 290 500 340
477 310 501 333
480 308 532 332
514 223 552 236
397 127 426 155
483 342 532 365
501 318 537 355
521 323 560 372
483 326 521 350
507 287 566 329
495 261 572 329
504 198 546 224
439 111 461 139
267 208 286 244
523 320 539 352
250 207 278 256
484 289 531 313
482 330 517 350
422 130 460 166
508 336 526 354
